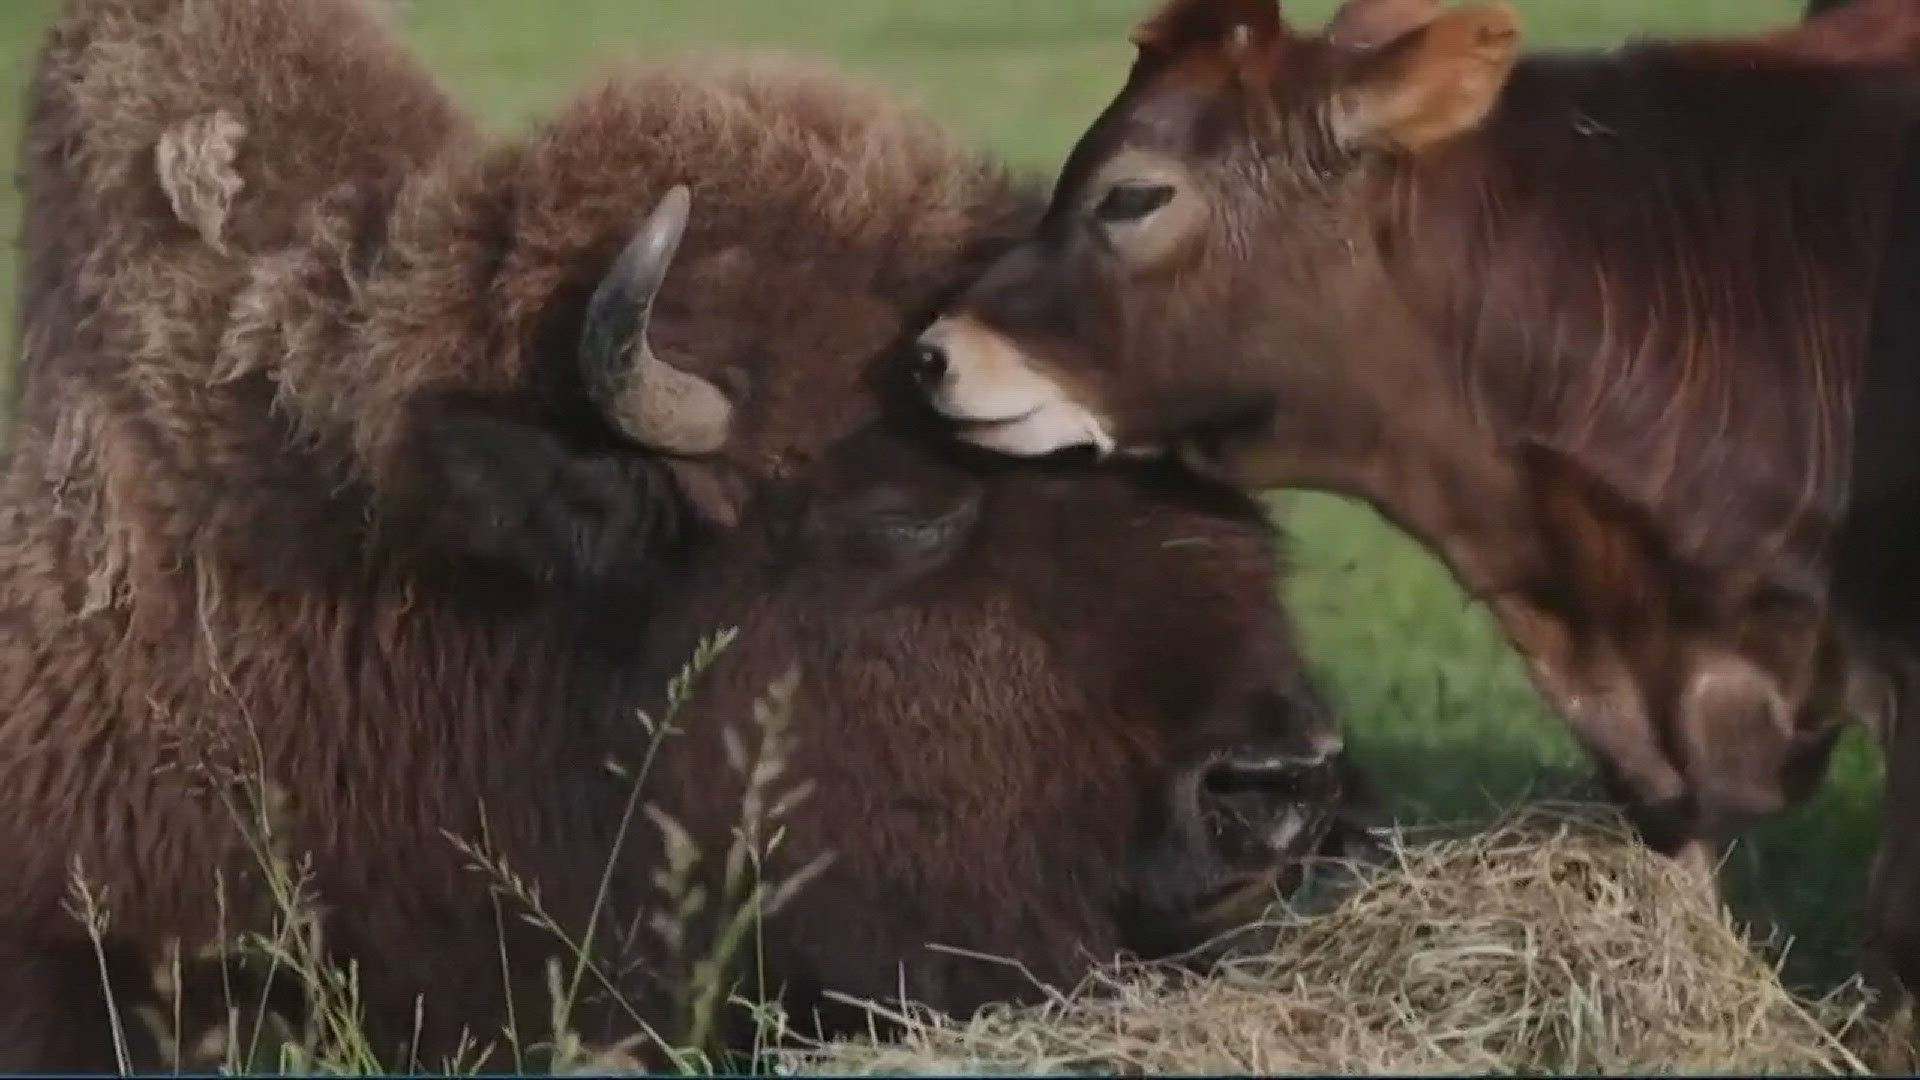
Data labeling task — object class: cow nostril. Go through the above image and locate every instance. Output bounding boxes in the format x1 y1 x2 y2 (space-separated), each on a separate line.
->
908 341 949 390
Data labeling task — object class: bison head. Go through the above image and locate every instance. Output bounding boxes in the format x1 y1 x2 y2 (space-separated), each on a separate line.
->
629 416 1378 1044
404 61 1040 590
378 57 1376 1053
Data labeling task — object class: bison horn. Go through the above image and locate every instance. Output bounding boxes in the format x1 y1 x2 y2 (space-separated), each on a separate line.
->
578 185 733 455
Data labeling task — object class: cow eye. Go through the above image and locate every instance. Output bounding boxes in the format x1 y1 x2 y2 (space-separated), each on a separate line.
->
1093 182 1176 224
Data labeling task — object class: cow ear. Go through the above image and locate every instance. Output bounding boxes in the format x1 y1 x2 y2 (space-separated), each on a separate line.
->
1328 1 1520 153
1131 0 1288 85
1132 0 1284 55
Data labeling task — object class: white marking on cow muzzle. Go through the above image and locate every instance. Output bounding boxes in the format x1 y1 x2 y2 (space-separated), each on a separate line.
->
914 316 1115 458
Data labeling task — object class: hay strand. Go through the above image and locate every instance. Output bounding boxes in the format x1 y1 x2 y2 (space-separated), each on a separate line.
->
787 804 1892 1075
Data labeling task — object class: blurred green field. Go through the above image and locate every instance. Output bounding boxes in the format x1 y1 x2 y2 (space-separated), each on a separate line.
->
0 0 1879 990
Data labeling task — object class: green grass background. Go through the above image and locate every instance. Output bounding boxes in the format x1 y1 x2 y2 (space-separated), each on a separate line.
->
0 0 1880 989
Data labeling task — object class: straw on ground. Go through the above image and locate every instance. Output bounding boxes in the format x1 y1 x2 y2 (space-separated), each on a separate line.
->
790 804 1898 1075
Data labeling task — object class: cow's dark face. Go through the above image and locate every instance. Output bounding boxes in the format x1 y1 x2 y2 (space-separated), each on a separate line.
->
640 422 1371 1032
905 0 1521 476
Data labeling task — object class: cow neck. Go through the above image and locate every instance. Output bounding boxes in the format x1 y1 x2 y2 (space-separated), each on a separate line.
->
1336 164 1606 612
1273 286 1548 608
1337 401 1546 608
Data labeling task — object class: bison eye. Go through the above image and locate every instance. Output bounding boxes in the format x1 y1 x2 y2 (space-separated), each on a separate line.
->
1093 182 1175 224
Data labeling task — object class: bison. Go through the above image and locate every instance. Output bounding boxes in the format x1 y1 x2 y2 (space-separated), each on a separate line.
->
906 0 1920 1002
3 0 1367 1070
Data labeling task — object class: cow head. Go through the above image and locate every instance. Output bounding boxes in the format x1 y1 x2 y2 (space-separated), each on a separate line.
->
906 0 1521 469
1511 440 1849 848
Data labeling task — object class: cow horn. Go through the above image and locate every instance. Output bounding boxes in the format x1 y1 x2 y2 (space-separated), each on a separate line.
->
578 185 733 455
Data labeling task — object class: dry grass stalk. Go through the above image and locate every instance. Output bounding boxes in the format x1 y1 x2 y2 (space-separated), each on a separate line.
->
72 623 830 1075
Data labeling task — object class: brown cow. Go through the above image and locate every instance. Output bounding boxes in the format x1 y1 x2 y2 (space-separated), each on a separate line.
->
904 0 1920 996
3 0 1369 1070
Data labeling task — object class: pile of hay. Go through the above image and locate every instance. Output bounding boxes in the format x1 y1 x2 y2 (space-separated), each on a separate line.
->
786 805 1891 1075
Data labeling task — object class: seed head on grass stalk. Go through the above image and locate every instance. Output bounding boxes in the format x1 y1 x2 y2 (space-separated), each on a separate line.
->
674 662 836 1062
65 858 134 1076
445 627 833 1071
443 627 738 1069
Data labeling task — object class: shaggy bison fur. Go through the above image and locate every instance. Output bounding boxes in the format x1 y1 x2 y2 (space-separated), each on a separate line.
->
2 0 1365 1070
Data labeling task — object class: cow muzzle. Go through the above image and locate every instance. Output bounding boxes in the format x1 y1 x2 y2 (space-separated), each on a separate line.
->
912 316 1115 458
